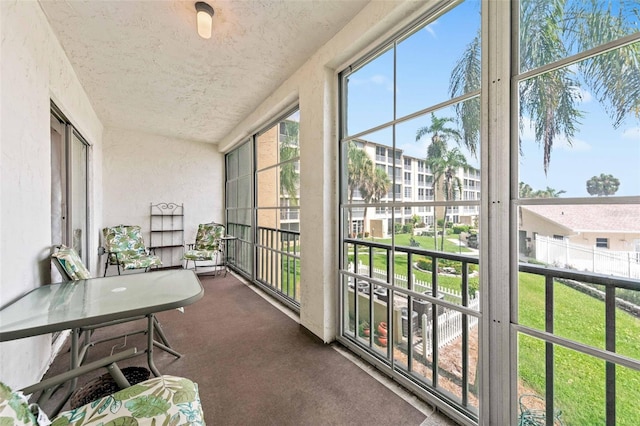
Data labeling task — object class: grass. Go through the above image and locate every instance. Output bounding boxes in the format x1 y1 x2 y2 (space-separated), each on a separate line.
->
375 232 473 254
518 273 640 425
349 234 479 302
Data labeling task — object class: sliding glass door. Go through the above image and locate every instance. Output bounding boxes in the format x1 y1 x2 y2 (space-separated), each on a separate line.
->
50 104 90 280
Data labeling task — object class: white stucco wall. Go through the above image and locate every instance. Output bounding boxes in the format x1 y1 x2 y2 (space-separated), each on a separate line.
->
102 127 224 273
218 1 435 341
0 1 103 388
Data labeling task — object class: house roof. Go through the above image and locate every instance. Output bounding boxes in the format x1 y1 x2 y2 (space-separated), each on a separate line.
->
522 204 640 233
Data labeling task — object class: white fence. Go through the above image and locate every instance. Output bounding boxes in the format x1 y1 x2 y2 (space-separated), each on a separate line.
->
422 297 480 356
535 235 640 279
350 262 475 304
349 261 480 355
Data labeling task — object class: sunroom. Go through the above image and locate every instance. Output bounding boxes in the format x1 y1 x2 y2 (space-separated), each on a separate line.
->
1 0 639 425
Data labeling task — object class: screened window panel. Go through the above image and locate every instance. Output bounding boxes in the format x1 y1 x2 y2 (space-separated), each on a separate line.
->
345 48 394 137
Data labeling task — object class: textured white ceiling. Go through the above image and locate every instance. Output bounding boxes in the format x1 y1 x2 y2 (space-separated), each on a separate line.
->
39 0 369 144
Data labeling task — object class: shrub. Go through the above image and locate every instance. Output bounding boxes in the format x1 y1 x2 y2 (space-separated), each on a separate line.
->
402 224 414 234
416 258 432 271
468 278 479 297
452 225 470 235
394 223 403 234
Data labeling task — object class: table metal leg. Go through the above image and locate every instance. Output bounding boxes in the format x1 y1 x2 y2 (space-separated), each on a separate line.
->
147 314 161 377
42 328 80 416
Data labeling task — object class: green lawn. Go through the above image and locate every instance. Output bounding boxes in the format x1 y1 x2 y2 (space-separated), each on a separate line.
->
349 234 479 302
518 273 640 425
376 232 473 253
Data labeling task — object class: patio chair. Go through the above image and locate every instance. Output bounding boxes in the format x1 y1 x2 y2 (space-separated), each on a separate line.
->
1 352 205 425
101 224 162 276
51 244 92 280
183 222 225 272
51 245 181 364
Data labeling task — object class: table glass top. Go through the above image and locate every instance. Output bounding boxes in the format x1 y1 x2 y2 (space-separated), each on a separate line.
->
0 269 203 341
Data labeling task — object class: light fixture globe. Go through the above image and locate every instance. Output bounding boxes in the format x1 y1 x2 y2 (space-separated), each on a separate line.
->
195 2 214 39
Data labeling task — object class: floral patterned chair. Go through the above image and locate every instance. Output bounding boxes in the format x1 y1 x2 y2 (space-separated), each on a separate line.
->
0 375 205 425
183 223 225 271
101 225 162 276
51 245 92 281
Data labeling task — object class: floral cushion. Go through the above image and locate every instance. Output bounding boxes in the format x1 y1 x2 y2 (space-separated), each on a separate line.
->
194 223 224 251
0 382 38 425
183 249 219 262
117 251 163 270
103 225 162 270
183 223 224 264
103 225 147 257
51 245 91 280
1 376 205 426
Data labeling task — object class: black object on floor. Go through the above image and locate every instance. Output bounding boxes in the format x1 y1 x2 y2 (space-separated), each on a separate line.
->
69 366 150 409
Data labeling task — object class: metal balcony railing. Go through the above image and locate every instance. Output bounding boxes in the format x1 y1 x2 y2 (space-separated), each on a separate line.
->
340 238 640 424
515 264 640 425
340 238 480 421
256 226 301 306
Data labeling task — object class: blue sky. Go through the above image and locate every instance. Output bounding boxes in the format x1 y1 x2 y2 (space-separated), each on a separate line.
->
345 0 639 198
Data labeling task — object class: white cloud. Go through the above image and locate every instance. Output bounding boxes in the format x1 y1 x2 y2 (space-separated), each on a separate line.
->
348 74 393 92
520 117 535 142
369 74 393 92
576 87 592 103
370 74 387 85
555 136 591 152
520 117 591 151
424 20 438 37
622 127 640 140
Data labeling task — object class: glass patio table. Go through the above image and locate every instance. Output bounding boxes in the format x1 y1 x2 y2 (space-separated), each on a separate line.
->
0 269 203 407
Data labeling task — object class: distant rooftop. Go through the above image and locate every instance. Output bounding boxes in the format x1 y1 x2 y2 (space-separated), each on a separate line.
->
522 204 640 233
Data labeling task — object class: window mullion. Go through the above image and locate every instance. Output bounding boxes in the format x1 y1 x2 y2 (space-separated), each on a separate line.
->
480 0 513 425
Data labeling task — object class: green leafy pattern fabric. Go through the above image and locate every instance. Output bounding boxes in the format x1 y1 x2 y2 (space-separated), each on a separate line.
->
103 225 162 271
194 223 224 251
1 376 204 425
0 382 37 425
184 223 224 263
52 245 91 280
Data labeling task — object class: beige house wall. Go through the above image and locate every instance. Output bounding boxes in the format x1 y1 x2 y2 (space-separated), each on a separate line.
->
568 232 640 252
520 208 640 252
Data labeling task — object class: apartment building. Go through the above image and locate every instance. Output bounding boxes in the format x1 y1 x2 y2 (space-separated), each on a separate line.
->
349 139 481 238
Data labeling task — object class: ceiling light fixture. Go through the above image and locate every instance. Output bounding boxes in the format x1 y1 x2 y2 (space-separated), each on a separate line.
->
195 2 214 39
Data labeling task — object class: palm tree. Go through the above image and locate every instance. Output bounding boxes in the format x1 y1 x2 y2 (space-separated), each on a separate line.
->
534 186 566 198
429 146 469 251
417 114 464 250
279 121 300 205
519 182 535 198
416 113 462 150
520 183 566 198
346 141 374 236
586 173 620 196
360 167 391 236
450 0 640 173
